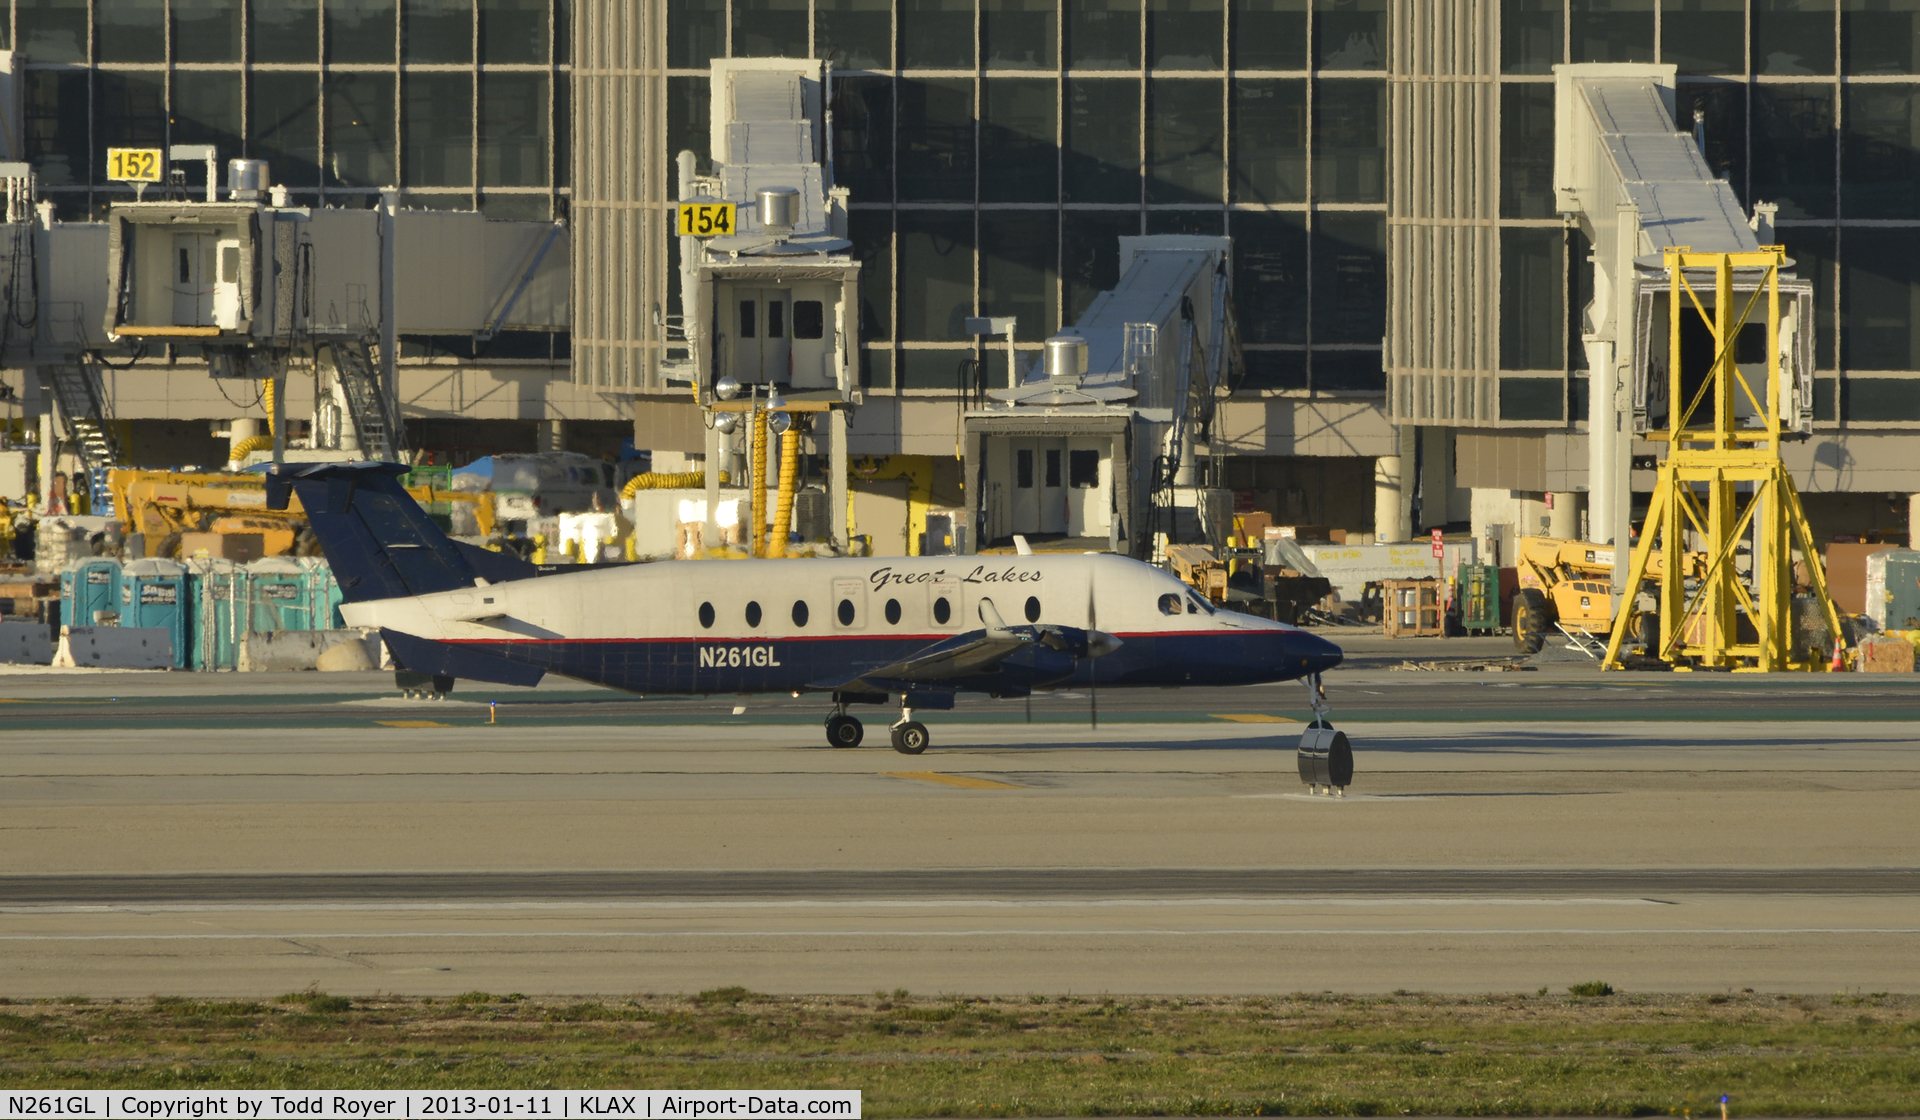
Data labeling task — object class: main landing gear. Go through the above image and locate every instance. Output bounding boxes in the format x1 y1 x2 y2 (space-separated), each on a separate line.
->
823 695 932 753
1296 672 1353 796
825 705 864 748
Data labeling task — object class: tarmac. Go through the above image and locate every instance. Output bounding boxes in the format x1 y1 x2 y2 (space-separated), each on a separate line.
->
2 630 1917 997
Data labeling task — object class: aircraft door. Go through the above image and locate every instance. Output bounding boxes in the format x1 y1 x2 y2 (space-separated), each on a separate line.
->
930 576 962 628
788 285 832 389
172 233 216 326
1011 441 1039 535
831 577 867 629
1038 441 1067 534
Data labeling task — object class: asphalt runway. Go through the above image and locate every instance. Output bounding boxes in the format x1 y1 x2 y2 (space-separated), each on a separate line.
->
3 649 1918 997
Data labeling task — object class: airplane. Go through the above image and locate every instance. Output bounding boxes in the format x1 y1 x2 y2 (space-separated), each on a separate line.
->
268 461 1349 770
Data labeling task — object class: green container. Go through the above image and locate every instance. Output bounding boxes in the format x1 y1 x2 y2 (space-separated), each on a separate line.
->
299 557 346 629
1456 562 1500 631
185 558 246 671
246 558 314 632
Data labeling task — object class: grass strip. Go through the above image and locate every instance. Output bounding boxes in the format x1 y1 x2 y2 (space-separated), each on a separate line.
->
3 989 1918 1114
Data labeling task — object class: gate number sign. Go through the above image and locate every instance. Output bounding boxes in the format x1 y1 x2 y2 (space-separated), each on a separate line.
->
678 202 736 237
107 148 162 182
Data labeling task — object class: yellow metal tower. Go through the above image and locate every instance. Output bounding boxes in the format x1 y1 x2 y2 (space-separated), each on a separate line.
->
1602 248 1846 672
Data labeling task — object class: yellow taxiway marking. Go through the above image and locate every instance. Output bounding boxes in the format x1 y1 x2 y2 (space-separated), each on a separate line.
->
881 771 1025 790
1211 713 1300 723
375 719 453 729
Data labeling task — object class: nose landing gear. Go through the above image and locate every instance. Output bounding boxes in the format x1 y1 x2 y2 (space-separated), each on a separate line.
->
890 703 930 754
1296 672 1353 796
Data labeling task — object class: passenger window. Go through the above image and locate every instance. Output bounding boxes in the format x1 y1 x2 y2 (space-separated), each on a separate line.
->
1025 595 1041 623
838 598 856 625
745 601 762 628
699 602 715 629
793 300 824 339
1158 593 1182 616
885 598 902 625
792 600 809 627
740 300 756 338
933 597 951 624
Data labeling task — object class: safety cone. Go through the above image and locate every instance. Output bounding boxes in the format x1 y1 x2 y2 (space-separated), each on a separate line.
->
1830 643 1845 672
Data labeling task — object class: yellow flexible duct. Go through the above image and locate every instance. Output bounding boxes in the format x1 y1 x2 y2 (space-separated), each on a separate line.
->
226 434 274 466
619 468 731 502
767 425 801 558
750 409 768 557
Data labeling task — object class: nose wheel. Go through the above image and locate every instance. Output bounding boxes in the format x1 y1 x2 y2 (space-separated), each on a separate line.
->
890 720 930 754
1296 672 1353 796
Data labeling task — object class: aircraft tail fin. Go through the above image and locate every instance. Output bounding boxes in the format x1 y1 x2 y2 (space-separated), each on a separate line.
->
266 461 535 603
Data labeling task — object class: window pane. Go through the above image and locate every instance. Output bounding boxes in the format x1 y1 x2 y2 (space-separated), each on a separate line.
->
1231 79 1305 203
900 0 974 68
97 73 167 177
1233 210 1307 344
1502 0 1562 73
849 210 893 340
328 73 396 188
1570 0 1654 63
18 0 88 64
329 0 397 63
405 0 472 62
669 75 712 173
407 71 474 185
481 0 549 63
1146 208 1221 233
24 71 89 187
1752 83 1835 218
1501 227 1564 370
98 0 166 62
1312 212 1384 344
667 0 726 67
172 71 244 173
1499 377 1564 420
982 78 1058 202
1842 228 1920 370
1147 78 1222 203
1842 85 1920 219
1067 0 1140 68
981 213 1059 339
1500 82 1555 218
1843 0 1920 75
897 79 973 201
1065 78 1140 203
252 0 320 62
1312 78 1384 203
735 0 810 57
899 348 975 388
1677 81 1748 203
1241 350 1307 390
985 0 1058 68
1232 0 1305 70
1789 225 1837 369
832 76 894 200
1313 0 1384 69
1062 210 1133 324
898 212 974 341
1313 349 1385 393
1148 0 1222 68
174 0 243 63
1661 0 1743 74
480 72 549 186
818 0 892 69
251 72 322 187
1842 378 1920 420
554 71 569 188
1755 0 1835 75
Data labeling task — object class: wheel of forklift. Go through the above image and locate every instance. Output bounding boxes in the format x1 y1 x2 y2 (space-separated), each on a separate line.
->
1512 588 1550 655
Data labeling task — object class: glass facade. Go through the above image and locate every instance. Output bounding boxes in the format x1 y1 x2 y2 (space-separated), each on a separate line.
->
1501 0 1920 425
11 0 570 220
674 0 1386 393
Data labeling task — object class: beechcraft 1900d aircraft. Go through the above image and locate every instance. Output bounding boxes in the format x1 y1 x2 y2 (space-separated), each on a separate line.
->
269 461 1348 764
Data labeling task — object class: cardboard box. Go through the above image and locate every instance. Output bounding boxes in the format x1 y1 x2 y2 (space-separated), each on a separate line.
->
179 532 264 563
1825 542 1889 615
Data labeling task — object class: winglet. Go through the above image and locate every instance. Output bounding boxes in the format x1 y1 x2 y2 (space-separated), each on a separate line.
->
1013 534 1034 556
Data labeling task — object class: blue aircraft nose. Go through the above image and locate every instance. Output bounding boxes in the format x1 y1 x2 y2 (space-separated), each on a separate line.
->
1290 631 1344 677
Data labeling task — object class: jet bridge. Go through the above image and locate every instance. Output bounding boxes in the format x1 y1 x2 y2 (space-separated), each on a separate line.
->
1554 64 1816 559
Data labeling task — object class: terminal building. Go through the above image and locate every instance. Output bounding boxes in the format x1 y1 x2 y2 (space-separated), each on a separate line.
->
1 0 1917 557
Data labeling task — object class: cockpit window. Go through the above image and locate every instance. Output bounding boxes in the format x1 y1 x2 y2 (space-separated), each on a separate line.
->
1157 592 1182 616
1186 589 1214 615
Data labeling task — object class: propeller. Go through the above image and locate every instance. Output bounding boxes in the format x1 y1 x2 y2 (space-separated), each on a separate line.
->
1088 565 1099 730
977 596 1015 638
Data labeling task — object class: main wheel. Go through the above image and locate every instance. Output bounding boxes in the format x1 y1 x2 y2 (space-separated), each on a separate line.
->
890 720 930 754
1512 588 1550 654
826 714 864 748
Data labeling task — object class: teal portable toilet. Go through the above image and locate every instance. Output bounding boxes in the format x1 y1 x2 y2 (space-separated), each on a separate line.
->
61 557 121 627
299 557 346 629
246 558 312 633
119 558 189 668
184 557 245 671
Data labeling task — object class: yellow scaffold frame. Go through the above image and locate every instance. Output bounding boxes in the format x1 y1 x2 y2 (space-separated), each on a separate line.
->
1601 247 1846 672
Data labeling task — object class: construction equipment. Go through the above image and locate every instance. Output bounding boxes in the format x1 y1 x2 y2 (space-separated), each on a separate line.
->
1165 543 1229 604
1511 535 1676 655
1602 248 1845 672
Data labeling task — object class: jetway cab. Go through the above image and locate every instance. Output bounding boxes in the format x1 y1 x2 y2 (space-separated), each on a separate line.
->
722 282 839 389
984 437 1114 539
1632 264 1816 436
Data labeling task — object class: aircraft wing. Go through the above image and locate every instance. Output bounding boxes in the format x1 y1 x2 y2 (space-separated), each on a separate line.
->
807 628 1036 693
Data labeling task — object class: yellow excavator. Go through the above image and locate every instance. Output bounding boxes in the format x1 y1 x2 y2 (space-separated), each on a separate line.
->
110 469 494 559
1511 536 1675 655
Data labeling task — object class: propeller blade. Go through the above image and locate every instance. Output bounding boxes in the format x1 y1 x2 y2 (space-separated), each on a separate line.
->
978 596 1012 635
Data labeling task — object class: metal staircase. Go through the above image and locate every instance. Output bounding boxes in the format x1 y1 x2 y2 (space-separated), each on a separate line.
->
46 354 124 473
318 332 405 464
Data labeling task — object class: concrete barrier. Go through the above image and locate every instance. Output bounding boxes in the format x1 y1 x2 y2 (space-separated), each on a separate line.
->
53 626 173 670
238 628 382 672
0 620 54 665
